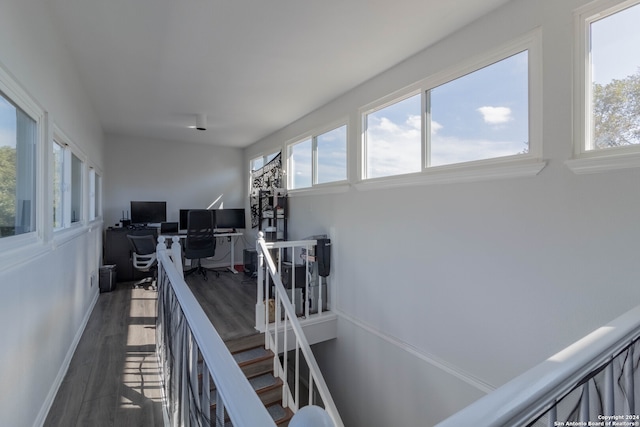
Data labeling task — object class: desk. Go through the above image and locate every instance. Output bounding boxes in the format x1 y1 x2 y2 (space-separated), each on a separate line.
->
104 227 157 282
160 231 242 274
215 231 242 273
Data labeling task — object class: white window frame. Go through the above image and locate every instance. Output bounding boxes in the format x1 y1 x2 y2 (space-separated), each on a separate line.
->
250 151 280 173
286 120 350 195
88 166 102 222
361 91 422 181
288 136 313 190
52 139 66 230
567 0 640 174
52 125 86 234
0 63 45 258
356 29 545 190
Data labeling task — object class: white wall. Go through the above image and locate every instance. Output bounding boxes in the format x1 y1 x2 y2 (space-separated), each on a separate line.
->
246 0 640 425
0 0 105 426
104 135 250 264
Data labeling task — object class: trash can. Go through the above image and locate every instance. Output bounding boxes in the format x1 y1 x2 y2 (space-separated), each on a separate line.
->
99 265 117 293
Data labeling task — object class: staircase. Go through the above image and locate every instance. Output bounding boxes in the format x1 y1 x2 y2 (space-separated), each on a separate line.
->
208 333 293 426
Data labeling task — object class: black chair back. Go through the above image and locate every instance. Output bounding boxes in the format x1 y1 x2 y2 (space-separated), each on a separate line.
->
184 210 216 260
127 234 157 256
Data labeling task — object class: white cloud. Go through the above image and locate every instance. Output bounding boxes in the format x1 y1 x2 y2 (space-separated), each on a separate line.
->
406 114 421 130
430 120 443 134
366 115 422 178
477 106 512 125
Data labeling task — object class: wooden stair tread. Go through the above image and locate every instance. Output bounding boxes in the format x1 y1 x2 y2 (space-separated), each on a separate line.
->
249 372 281 392
225 332 265 353
233 346 273 366
211 332 293 427
267 402 294 426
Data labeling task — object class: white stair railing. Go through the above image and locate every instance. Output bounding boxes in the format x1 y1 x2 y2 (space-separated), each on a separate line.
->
155 236 276 427
436 304 640 427
255 232 344 427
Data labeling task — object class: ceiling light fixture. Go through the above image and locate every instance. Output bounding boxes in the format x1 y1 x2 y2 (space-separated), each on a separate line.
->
196 113 207 131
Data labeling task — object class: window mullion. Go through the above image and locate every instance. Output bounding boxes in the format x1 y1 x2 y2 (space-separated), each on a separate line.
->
312 136 318 186
424 90 431 169
63 148 71 228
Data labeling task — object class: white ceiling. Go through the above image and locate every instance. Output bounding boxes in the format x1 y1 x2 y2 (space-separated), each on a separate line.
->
47 0 510 148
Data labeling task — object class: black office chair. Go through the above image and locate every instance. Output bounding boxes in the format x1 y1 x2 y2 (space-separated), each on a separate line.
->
183 209 219 280
127 234 158 289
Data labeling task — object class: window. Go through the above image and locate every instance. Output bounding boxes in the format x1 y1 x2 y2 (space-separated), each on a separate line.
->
89 169 100 221
360 31 541 184
71 153 82 223
52 129 84 229
0 91 37 239
585 1 640 152
290 138 312 189
287 124 348 189
251 151 280 172
429 51 529 166
316 125 347 184
52 141 64 229
364 94 421 179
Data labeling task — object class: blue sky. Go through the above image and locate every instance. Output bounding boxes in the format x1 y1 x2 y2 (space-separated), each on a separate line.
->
591 3 640 85
290 124 347 188
366 50 529 177
0 96 17 148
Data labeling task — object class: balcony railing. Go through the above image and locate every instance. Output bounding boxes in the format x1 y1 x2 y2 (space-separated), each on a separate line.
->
436 304 640 427
155 236 275 426
255 232 344 427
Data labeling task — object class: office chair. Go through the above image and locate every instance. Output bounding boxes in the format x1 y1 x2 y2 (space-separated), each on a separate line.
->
183 209 219 280
126 234 158 289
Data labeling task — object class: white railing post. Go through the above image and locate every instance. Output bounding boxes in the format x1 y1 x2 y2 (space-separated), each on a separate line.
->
604 360 614 417
305 244 310 318
257 237 344 427
256 232 266 333
157 235 167 256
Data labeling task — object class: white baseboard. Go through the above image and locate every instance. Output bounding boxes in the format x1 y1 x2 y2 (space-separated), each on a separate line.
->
33 290 100 427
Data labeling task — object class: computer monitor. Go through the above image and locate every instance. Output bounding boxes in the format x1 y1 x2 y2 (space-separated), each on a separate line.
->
130 201 166 225
179 209 194 231
160 222 179 235
214 208 246 231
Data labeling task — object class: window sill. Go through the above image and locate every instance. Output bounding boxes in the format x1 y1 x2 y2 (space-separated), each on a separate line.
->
288 183 351 197
565 151 640 174
354 158 547 191
0 233 49 274
53 224 87 248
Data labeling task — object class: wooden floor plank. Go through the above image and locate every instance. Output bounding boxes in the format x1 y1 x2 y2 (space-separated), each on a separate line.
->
45 270 258 427
44 286 163 427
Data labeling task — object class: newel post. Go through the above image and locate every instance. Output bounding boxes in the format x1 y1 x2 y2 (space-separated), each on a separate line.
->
255 232 266 332
157 235 167 256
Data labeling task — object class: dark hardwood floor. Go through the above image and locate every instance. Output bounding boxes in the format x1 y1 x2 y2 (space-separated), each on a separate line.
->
44 268 258 427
